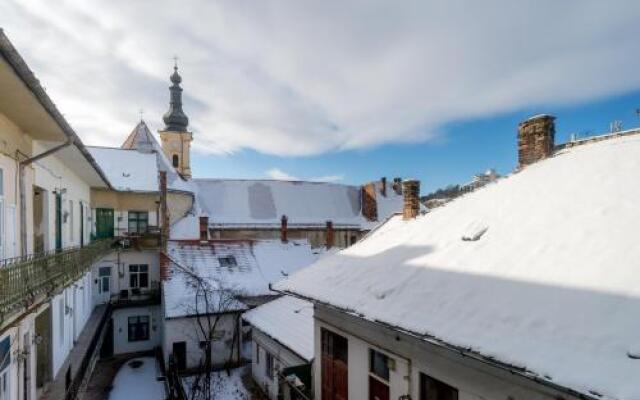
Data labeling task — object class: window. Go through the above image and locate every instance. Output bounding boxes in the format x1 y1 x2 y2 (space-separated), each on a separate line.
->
129 264 149 288
218 255 237 268
419 373 458 400
265 352 275 379
321 328 348 400
172 154 179 167
128 316 150 342
369 349 391 400
128 211 148 234
370 349 390 381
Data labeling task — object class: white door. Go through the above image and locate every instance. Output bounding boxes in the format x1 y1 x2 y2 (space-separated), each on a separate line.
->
97 266 112 304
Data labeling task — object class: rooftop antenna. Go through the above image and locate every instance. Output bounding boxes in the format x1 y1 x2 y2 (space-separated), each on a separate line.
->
139 108 144 121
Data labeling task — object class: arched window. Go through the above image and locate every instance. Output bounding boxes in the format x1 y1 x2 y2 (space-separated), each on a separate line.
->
172 154 179 168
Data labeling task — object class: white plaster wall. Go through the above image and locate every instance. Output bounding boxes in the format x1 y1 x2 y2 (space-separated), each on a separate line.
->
91 251 160 304
50 272 93 378
0 311 40 400
314 306 580 400
32 141 91 252
251 329 308 400
163 314 240 370
111 306 161 355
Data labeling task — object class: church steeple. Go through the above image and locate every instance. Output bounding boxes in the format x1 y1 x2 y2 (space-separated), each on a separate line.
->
159 60 193 179
162 60 189 132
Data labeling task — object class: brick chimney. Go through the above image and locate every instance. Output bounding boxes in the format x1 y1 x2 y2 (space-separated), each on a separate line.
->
380 177 387 197
325 220 334 249
361 183 378 221
402 180 420 220
518 115 555 168
159 171 169 250
199 216 209 241
392 177 403 195
280 215 288 243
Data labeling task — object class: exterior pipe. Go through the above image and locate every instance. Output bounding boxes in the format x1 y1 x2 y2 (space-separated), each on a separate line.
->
19 140 72 256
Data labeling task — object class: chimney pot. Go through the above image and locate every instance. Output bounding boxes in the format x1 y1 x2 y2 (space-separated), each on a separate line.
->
402 180 420 220
361 183 378 221
518 114 555 168
280 215 288 243
392 177 403 195
199 216 209 241
325 220 334 249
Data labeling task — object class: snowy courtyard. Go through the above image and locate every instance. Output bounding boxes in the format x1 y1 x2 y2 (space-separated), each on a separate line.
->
108 357 165 400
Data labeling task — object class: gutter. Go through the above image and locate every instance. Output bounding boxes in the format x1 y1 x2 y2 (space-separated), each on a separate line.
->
271 286 600 400
0 29 112 190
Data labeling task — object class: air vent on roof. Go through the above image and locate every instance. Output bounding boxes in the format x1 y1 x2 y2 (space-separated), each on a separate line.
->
461 221 488 242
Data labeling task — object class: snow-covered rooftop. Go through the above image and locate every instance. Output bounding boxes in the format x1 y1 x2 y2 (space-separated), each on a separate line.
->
275 134 640 399
88 147 159 192
243 296 314 361
163 240 322 318
87 122 192 193
185 178 404 230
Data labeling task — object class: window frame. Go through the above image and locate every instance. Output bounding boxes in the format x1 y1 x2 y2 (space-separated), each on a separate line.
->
419 372 459 400
127 211 149 235
127 315 150 342
128 264 149 289
369 348 391 382
265 351 275 379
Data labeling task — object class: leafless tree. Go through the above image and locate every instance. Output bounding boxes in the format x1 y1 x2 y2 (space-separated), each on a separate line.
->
170 260 244 400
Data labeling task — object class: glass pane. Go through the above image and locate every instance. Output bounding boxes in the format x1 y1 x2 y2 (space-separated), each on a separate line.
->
140 273 148 288
370 349 389 380
139 265 148 272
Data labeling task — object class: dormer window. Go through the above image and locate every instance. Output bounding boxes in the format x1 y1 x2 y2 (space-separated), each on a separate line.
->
172 154 179 168
218 256 237 268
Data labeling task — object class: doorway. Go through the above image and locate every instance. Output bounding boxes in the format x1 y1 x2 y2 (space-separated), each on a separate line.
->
321 328 348 400
55 193 62 251
173 342 187 371
95 208 114 239
35 308 52 392
33 187 48 254
97 266 112 304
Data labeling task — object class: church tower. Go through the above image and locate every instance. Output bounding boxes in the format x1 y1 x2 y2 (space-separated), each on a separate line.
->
159 62 193 178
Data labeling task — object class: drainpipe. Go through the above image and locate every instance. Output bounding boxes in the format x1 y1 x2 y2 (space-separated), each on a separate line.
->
19 140 72 256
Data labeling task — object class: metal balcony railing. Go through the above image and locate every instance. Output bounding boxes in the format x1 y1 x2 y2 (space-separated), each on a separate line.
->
0 239 113 325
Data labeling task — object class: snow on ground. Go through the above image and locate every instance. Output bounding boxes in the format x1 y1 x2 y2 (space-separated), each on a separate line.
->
275 134 640 399
108 357 165 400
243 296 314 361
183 365 251 400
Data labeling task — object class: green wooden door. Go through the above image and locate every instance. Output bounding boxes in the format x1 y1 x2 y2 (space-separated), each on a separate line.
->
95 208 114 239
55 193 62 251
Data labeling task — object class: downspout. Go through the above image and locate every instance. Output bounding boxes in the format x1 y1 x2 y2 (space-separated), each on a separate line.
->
19 140 72 256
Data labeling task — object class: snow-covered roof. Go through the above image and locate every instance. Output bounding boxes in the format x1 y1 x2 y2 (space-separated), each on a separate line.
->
188 178 404 229
87 147 159 192
87 122 193 193
275 134 640 400
243 296 314 361
163 240 322 318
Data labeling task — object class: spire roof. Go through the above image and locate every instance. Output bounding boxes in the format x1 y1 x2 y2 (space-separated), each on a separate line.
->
121 120 157 153
162 62 189 132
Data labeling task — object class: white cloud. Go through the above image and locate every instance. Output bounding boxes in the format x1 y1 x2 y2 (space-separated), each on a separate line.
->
2 1 640 155
265 168 344 183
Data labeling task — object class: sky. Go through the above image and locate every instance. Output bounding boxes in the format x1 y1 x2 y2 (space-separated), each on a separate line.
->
2 0 640 193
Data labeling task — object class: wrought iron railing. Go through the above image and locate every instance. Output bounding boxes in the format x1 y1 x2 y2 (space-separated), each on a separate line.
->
0 239 113 325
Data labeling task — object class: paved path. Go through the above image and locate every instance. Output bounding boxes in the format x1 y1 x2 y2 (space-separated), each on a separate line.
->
40 304 108 400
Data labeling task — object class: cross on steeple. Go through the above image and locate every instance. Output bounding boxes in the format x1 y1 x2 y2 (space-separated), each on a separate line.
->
173 55 179 70
139 108 144 121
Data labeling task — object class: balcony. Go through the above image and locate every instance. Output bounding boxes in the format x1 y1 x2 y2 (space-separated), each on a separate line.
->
0 239 113 327
104 227 163 251
110 284 161 309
